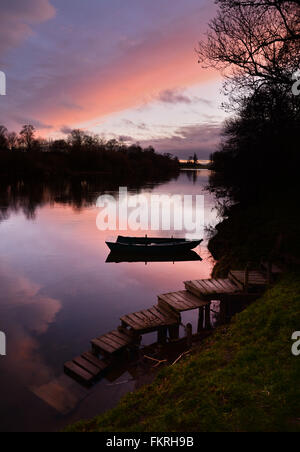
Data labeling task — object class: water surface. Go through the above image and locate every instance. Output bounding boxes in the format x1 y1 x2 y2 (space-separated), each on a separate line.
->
0 170 218 431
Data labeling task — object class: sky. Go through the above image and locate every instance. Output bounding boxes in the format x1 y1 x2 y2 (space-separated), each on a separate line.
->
0 0 226 160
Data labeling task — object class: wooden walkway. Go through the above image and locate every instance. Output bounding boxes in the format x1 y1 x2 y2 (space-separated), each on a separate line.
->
64 351 109 385
91 328 135 356
64 266 277 385
121 305 179 334
184 278 240 299
158 290 209 312
229 270 268 289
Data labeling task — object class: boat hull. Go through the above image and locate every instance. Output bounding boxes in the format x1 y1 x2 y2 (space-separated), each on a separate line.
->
106 238 202 254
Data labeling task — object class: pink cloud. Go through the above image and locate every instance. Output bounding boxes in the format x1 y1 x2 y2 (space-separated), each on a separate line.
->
0 0 55 57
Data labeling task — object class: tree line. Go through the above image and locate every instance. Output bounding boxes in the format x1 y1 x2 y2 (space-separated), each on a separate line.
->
0 125 179 181
0 124 160 155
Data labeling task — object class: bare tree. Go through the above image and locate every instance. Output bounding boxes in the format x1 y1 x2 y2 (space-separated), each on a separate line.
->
0 125 8 150
198 0 300 101
20 125 36 151
67 129 85 149
7 132 18 151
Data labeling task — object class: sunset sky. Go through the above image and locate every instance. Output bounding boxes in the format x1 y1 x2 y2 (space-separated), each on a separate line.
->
0 0 226 159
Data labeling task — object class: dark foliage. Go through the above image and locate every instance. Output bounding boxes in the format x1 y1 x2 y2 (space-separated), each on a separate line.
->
199 0 300 268
0 127 179 183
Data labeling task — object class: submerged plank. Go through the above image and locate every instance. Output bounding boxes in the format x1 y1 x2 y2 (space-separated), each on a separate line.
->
31 374 89 414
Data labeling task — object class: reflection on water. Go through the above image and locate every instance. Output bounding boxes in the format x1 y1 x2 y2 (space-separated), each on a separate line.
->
0 170 218 431
106 250 202 263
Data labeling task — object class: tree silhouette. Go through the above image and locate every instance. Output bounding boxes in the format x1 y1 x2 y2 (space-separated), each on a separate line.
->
7 132 18 151
20 125 36 151
0 126 8 150
198 0 300 102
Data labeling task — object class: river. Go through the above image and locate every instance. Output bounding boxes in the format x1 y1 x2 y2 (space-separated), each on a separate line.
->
0 170 218 432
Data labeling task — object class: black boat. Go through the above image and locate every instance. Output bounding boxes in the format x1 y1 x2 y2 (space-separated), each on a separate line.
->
105 236 203 254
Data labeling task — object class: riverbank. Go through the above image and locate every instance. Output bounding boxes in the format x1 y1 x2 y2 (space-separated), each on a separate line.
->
179 162 211 170
65 273 300 432
0 149 180 182
207 191 300 278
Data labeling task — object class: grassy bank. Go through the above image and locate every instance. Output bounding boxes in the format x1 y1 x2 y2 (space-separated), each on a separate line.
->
65 274 300 432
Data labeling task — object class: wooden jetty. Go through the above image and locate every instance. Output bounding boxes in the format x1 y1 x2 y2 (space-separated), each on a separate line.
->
64 265 280 385
91 328 135 356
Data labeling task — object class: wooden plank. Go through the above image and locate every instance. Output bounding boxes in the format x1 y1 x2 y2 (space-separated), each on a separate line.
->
201 280 219 293
121 314 144 330
152 305 179 323
194 280 211 294
167 292 194 309
215 279 237 291
148 306 165 322
228 272 244 289
81 352 108 371
209 279 228 291
159 291 208 312
159 293 186 309
105 332 128 346
166 298 191 311
91 338 116 354
158 295 184 310
72 356 100 377
181 293 208 307
184 281 203 297
212 279 238 293
186 280 204 292
178 291 197 302
64 361 94 384
131 312 151 327
180 290 207 305
141 309 163 325
171 291 189 302
110 330 132 345
121 314 143 329
133 311 156 326
98 335 122 350
117 326 135 339
230 270 267 286
172 291 205 308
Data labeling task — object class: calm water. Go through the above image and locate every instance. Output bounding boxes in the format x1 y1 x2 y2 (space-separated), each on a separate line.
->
0 170 218 432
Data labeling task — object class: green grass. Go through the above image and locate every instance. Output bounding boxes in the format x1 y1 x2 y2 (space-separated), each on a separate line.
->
65 275 300 432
